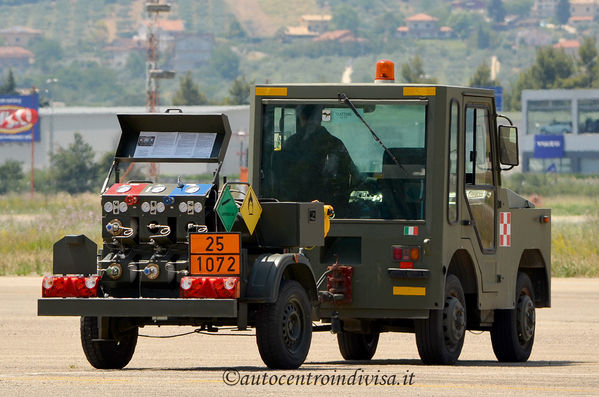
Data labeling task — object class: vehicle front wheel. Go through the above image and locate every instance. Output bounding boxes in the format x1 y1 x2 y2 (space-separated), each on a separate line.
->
255 280 312 369
414 274 466 365
491 272 536 362
337 330 380 360
80 316 138 369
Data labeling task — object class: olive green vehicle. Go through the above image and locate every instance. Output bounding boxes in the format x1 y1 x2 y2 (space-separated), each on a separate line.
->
38 78 550 369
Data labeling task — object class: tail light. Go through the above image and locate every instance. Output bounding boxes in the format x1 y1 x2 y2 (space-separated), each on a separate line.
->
392 246 421 269
42 275 99 298
180 276 240 298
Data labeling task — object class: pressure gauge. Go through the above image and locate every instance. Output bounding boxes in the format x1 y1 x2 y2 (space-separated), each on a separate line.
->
116 185 131 193
194 202 203 213
141 202 151 213
103 201 113 213
118 201 128 213
178 202 188 213
151 185 166 193
184 184 200 194
156 202 166 213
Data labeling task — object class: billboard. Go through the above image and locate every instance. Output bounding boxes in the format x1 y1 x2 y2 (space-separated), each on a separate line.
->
534 134 564 159
0 94 40 142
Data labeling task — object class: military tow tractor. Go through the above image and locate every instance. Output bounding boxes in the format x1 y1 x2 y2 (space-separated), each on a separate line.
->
38 60 550 369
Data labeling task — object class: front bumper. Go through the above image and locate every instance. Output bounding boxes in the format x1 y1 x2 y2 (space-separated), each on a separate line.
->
38 298 238 318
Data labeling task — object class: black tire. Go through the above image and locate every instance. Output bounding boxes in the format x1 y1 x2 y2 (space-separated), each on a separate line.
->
255 280 312 369
415 274 466 365
491 272 536 362
337 330 380 360
80 316 138 369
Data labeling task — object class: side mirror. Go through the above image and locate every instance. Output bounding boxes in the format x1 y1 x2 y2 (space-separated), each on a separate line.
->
498 125 519 166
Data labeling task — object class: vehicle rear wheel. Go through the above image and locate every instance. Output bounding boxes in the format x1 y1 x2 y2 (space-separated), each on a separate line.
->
337 330 380 360
80 316 138 369
414 274 466 365
491 272 536 362
255 280 312 369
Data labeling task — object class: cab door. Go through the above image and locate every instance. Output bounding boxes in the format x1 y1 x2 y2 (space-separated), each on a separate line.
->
462 98 498 292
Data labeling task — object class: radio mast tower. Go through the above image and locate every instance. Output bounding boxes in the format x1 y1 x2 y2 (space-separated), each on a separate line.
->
145 1 175 112
144 1 175 179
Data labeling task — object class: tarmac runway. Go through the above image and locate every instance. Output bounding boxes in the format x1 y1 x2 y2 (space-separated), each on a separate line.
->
1 277 598 396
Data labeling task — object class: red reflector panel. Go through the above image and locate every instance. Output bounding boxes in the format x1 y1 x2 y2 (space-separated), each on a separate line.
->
180 276 240 298
42 276 99 298
399 261 413 269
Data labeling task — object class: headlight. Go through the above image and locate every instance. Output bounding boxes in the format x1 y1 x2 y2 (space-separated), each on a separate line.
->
194 202 203 213
179 202 188 213
141 202 151 212
118 201 128 213
156 202 165 213
103 201 113 213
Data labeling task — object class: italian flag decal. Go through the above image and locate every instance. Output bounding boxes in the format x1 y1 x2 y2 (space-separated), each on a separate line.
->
404 226 419 236
499 212 511 247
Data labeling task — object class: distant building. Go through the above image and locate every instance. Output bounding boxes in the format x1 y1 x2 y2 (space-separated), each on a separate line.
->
396 13 454 39
285 14 332 39
553 39 580 56
0 26 42 47
515 28 552 47
569 0 598 19
136 19 185 53
300 15 332 33
313 30 364 43
0 46 34 69
521 89 599 173
103 38 145 69
533 0 559 18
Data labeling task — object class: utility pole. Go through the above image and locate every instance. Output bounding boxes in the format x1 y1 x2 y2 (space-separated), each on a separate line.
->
144 0 175 180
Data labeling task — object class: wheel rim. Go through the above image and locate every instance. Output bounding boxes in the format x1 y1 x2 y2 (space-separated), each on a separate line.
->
516 294 535 345
443 295 465 351
282 298 303 352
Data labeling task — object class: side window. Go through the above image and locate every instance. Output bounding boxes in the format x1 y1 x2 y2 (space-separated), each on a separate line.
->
465 105 496 252
448 100 458 223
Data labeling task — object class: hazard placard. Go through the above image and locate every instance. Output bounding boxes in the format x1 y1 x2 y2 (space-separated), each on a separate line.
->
239 186 262 235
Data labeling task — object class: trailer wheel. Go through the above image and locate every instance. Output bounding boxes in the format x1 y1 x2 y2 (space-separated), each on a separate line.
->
337 330 380 360
256 280 312 369
415 274 466 365
491 272 536 362
80 316 138 369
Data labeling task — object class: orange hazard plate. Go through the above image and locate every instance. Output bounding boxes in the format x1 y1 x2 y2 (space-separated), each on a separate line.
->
189 233 241 275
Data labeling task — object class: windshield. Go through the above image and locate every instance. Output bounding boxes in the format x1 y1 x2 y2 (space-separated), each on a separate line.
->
260 102 427 220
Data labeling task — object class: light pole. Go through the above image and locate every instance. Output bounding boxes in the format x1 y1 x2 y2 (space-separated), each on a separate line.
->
236 130 248 182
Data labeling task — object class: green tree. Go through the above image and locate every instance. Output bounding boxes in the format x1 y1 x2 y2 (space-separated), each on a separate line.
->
504 0 534 16
227 18 247 39
227 75 253 105
475 24 491 49
556 0 571 24
0 160 24 194
508 46 575 109
488 0 506 23
30 38 63 72
49 133 98 193
400 55 437 84
332 5 360 34
469 61 499 87
578 37 598 87
210 46 240 79
172 71 208 106
0 69 17 95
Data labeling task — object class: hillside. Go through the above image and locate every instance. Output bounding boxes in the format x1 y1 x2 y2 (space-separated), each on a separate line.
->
0 0 590 107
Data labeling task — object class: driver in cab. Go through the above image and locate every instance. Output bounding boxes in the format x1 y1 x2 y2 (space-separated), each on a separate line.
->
281 104 359 216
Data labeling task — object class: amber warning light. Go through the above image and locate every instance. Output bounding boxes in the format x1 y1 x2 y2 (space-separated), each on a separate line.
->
375 59 395 83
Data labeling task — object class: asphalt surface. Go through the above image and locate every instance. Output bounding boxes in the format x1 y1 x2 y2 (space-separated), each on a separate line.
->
1 277 598 396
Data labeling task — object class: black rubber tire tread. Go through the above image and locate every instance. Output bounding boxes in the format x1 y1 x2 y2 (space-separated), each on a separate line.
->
337 330 380 360
255 280 312 369
414 274 466 365
491 272 536 362
80 316 138 369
